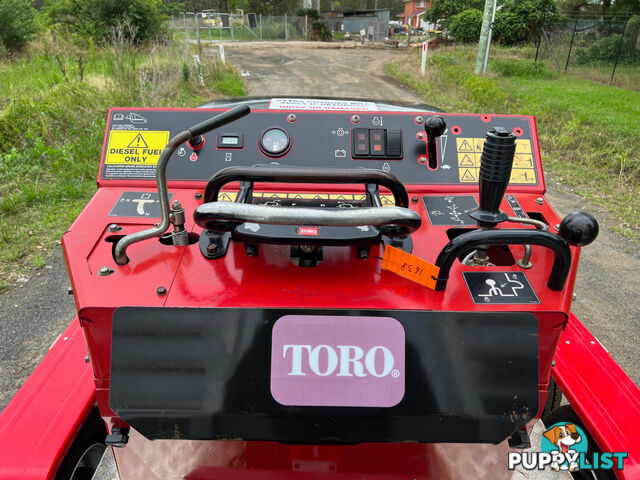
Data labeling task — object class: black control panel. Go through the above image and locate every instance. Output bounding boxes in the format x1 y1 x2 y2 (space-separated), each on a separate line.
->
101 108 540 188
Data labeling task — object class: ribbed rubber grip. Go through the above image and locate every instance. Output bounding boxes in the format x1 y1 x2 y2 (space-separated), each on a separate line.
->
468 127 516 227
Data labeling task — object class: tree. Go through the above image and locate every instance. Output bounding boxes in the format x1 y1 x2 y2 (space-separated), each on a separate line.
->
0 0 39 52
424 0 485 26
45 0 167 42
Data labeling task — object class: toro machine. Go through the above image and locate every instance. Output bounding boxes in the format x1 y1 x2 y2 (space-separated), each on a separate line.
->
1 98 638 480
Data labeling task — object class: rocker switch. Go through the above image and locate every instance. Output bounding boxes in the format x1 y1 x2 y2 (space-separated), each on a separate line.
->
386 128 402 157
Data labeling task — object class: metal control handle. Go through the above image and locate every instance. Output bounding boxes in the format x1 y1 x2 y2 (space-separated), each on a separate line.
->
433 229 572 291
194 203 421 237
114 105 251 265
203 166 410 208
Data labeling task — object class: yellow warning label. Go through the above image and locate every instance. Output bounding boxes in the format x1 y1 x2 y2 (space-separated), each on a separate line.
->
456 138 474 153
458 153 478 167
510 169 537 184
459 168 478 183
105 131 170 165
515 139 532 154
217 192 396 206
513 154 534 169
456 137 537 185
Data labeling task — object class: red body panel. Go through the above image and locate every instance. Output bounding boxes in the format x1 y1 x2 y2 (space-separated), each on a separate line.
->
553 313 640 480
0 319 93 479
5 107 637 479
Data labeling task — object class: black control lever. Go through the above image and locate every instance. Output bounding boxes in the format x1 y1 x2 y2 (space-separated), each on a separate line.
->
468 127 516 228
424 116 446 169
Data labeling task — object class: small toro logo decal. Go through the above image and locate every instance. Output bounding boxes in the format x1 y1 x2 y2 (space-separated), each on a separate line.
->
270 315 405 407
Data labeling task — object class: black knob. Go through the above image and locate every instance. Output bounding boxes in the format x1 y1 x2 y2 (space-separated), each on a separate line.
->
189 134 205 149
424 116 446 169
558 212 599 247
468 127 517 228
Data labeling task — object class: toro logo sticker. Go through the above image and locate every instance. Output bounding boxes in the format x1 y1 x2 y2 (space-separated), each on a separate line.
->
270 315 405 407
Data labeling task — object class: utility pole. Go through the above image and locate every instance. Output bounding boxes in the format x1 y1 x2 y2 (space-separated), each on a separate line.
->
475 0 496 74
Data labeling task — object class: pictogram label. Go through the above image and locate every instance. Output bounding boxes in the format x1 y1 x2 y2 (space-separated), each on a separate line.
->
105 130 170 165
456 137 537 185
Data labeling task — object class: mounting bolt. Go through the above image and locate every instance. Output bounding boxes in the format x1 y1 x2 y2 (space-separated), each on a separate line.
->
108 223 121 232
415 116 424 125
206 243 218 255
357 247 369 260
67 287 73 295
171 200 182 211
411 196 419 203
287 113 297 122
156 286 167 296
98 266 112 276
417 132 425 140
351 115 360 124
85 355 90 363
194 192 203 199
246 246 257 257
552 360 556 367
572 293 577 300
554 224 560 231
418 156 427 164
535 197 544 205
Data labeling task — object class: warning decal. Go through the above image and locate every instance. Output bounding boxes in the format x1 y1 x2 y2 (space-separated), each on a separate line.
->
105 130 169 165
455 137 537 185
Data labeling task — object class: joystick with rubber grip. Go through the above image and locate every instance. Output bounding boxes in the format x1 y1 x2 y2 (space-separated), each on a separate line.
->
468 127 516 228
424 116 447 169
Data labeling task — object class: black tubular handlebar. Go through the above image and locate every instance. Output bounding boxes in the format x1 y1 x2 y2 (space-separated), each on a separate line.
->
203 166 410 208
433 229 572 291
189 105 251 137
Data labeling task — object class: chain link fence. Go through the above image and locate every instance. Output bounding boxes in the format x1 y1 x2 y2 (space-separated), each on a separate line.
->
171 13 310 42
535 11 640 86
170 13 413 45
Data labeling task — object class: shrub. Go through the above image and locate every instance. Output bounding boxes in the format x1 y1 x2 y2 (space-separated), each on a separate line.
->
0 0 39 52
45 0 167 42
311 20 332 41
448 9 482 43
494 0 565 46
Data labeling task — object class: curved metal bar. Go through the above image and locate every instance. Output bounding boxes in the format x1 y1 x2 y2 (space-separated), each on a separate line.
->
203 166 410 208
433 229 571 291
114 105 251 265
194 203 422 237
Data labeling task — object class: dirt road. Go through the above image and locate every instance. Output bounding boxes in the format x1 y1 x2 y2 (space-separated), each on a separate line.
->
0 43 637 412
224 42 425 102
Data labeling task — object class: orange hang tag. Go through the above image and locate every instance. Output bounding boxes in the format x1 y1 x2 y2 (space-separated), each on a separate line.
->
381 245 440 290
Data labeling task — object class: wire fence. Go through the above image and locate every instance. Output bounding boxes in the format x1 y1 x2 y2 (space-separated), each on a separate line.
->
535 10 640 85
171 13 311 42
169 13 418 45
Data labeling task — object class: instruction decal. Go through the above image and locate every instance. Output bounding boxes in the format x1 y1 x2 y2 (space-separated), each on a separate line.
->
463 271 540 305
423 195 478 226
108 191 174 218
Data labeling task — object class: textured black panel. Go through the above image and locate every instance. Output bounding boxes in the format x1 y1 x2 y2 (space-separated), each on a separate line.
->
110 308 539 444
102 109 537 185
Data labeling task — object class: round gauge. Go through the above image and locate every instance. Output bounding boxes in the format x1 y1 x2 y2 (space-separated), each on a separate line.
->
260 128 291 157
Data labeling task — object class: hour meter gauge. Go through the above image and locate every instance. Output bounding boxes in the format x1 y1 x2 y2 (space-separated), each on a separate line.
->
260 128 291 157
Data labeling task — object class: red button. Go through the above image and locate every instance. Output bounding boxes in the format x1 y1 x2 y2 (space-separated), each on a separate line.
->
373 144 383 152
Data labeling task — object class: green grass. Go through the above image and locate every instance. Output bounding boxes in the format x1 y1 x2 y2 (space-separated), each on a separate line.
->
0 33 246 291
384 45 640 241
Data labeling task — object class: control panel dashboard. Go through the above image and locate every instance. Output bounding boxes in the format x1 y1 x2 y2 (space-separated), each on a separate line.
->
100 108 543 191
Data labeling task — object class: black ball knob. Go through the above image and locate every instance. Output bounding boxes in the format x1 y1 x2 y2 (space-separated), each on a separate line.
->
425 116 447 138
558 212 599 247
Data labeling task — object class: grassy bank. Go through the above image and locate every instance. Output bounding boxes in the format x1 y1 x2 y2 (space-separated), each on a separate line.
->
0 33 245 292
385 45 640 241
